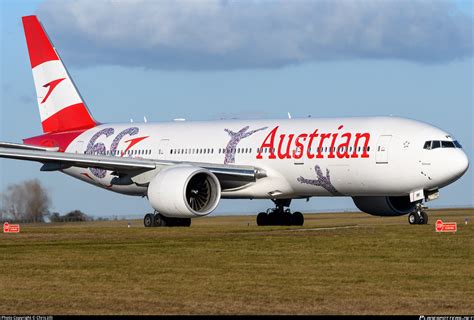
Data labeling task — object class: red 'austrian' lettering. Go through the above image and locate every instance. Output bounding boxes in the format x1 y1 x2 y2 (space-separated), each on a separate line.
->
256 125 371 160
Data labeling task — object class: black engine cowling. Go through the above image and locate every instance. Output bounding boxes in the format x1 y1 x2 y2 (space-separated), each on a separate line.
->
352 196 416 216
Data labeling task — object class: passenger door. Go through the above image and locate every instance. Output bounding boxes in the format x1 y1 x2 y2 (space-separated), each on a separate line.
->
375 135 392 164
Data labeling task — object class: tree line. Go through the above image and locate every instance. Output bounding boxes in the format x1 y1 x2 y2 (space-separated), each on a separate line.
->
0 179 90 223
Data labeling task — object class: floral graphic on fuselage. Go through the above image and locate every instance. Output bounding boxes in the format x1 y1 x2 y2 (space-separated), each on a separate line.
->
223 126 267 164
297 165 342 196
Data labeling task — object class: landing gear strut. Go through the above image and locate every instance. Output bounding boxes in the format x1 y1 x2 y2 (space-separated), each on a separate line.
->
257 199 304 226
143 211 191 227
408 203 428 225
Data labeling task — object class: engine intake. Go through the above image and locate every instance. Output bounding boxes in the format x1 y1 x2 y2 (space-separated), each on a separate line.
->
352 196 416 216
148 165 221 218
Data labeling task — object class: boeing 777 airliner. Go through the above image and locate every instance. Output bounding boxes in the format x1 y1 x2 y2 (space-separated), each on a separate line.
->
0 16 469 227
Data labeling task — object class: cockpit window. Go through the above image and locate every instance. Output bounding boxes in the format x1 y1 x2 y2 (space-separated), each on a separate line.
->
423 140 460 150
441 141 455 148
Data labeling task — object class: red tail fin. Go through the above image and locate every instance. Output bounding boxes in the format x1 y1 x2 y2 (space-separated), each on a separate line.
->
22 16 97 133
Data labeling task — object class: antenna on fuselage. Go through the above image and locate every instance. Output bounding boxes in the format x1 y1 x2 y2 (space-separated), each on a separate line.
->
288 112 292 119
130 118 134 123
144 116 148 123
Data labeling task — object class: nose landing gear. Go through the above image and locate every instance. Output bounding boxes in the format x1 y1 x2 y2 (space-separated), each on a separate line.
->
257 199 304 226
408 203 428 225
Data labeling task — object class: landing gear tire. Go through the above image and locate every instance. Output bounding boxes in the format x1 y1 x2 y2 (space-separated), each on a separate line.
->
180 218 192 227
144 213 155 228
292 211 304 226
408 212 419 225
257 199 305 227
154 214 167 227
257 212 268 226
408 205 428 225
421 211 428 225
167 217 191 227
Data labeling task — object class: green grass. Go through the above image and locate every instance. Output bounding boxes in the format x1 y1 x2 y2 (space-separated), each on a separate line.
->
0 208 473 315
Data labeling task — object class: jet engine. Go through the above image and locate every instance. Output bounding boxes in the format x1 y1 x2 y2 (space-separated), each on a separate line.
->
352 196 416 216
147 165 221 218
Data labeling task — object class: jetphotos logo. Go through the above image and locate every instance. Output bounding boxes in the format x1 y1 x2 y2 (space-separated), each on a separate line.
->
435 219 457 233
3 222 20 233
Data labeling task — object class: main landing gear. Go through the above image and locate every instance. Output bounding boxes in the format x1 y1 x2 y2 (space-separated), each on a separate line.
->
144 211 191 227
408 203 428 225
257 199 304 226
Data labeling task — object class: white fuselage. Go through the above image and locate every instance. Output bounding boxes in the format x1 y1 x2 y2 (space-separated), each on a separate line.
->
62 116 468 200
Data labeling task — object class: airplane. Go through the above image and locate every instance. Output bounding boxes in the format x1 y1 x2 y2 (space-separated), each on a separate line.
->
0 15 469 227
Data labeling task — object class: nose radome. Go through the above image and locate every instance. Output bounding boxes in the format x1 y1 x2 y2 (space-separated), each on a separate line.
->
453 150 469 179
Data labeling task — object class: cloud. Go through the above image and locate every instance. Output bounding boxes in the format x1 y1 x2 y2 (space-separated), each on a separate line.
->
18 94 34 104
37 0 473 70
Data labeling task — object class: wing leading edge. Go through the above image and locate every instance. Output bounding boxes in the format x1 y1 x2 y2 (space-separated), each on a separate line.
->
0 144 265 190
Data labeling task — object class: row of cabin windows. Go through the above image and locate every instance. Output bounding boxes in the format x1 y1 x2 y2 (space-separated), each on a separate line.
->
84 146 371 157
171 148 215 155
85 149 152 156
169 146 370 155
257 146 370 154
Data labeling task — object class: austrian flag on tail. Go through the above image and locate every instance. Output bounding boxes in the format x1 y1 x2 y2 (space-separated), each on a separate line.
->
22 16 96 133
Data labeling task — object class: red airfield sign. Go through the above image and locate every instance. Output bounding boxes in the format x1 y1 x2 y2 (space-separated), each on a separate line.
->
435 219 457 233
3 222 20 233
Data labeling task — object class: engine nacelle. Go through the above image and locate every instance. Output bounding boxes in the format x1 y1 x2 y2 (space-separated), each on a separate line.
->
352 196 416 216
147 165 221 218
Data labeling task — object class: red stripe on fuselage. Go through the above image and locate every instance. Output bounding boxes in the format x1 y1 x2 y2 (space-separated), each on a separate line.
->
41 103 97 133
22 16 59 69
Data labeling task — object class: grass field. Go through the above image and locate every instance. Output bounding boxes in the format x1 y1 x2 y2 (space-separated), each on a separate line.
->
1 208 473 315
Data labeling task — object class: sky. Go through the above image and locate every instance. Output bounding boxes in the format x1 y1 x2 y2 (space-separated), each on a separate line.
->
0 0 473 218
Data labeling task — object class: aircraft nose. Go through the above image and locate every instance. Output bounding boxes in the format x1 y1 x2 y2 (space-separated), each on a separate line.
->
452 150 469 179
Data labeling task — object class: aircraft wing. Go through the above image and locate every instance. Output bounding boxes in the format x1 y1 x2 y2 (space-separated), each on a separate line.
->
0 144 264 189
0 141 60 152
